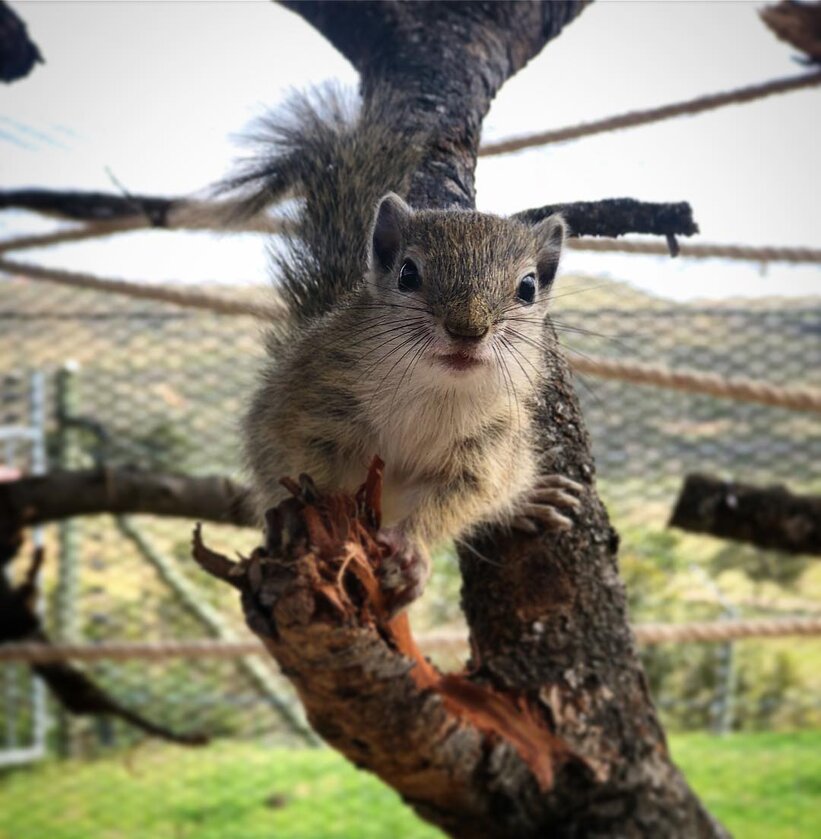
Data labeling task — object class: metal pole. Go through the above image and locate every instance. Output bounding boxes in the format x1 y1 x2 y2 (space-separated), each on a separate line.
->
54 362 83 754
28 371 50 756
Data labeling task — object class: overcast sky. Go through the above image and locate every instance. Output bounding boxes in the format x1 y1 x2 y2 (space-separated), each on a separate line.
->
2 0 820 301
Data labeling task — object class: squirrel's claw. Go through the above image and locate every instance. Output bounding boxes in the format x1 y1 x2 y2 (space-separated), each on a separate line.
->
512 474 585 534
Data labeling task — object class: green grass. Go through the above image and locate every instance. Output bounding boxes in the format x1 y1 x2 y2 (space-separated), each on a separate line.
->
0 731 819 839
669 731 821 839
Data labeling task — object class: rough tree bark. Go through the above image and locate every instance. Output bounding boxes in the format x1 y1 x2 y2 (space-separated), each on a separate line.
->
671 473 821 556
194 2 724 837
0 468 254 530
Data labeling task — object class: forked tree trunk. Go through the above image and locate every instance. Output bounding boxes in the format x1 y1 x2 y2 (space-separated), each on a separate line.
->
224 2 727 836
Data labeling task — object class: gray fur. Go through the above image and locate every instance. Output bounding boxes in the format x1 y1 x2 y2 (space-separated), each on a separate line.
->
236 90 579 609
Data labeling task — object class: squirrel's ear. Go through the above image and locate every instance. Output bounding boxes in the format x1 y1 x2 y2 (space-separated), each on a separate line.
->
533 214 567 289
370 192 411 272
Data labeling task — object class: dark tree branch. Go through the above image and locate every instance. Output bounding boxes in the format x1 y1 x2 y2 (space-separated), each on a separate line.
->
670 473 821 556
283 1 587 209
0 1 43 83
514 198 699 239
0 469 255 531
0 188 180 226
0 545 206 745
761 0 821 65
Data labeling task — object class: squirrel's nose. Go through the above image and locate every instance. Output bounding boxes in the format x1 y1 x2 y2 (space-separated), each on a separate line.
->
445 319 489 341
444 300 491 341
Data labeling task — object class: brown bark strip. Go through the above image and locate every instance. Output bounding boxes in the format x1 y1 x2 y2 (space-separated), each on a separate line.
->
670 473 821 556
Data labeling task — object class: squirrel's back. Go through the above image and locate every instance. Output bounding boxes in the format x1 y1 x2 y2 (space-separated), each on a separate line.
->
227 88 425 327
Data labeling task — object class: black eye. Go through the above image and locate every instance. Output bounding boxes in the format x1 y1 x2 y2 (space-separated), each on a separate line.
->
398 259 421 292
516 274 536 304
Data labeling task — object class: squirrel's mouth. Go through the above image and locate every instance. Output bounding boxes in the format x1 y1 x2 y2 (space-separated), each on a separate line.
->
434 351 485 372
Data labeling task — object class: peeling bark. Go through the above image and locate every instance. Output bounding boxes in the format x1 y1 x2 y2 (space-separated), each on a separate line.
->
194 463 594 837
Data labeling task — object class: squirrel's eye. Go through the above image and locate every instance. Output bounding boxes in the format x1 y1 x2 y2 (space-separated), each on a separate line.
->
516 274 536 305
398 259 421 292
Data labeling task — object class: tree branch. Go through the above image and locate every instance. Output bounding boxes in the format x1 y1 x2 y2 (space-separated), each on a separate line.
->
670 473 821 556
760 0 821 65
0 544 206 745
514 198 699 239
0 188 180 225
283 1 587 208
194 464 591 837
0 1 43 83
0 468 255 532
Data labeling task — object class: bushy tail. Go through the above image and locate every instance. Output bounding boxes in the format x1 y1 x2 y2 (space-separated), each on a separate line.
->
225 87 425 325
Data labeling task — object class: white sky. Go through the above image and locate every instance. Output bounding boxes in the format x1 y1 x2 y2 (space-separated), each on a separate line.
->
2 0 820 301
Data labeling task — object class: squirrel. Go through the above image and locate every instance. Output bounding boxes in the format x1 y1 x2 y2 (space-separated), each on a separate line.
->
230 89 584 615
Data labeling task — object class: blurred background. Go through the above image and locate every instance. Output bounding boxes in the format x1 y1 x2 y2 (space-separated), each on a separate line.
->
1 2 819 838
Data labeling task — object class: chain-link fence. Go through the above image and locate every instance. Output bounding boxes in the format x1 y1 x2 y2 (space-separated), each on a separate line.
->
1 272 819 839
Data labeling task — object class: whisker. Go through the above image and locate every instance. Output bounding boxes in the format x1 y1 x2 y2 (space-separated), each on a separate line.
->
370 331 432 411
389 336 433 414
454 537 504 568
492 342 515 427
347 318 428 350
357 328 429 379
499 336 540 393
546 281 619 303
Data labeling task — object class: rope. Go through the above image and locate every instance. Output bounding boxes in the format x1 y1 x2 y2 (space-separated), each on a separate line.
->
569 356 821 414
2 258 819 414
422 618 821 649
0 256 285 320
7 222 821 267
567 237 821 265
479 71 821 156
2 617 820 662
0 219 147 254
0 640 264 663
633 617 821 645
0 206 284 255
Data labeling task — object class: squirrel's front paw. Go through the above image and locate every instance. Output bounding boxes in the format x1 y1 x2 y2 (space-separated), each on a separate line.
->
512 474 585 533
376 528 431 617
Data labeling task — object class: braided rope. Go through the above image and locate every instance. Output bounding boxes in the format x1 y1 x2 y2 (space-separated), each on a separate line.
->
479 71 821 156
633 617 821 645
0 640 262 663
0 206 284 255
1 618 819 663
5 219 821 267
567 237 821 265
0 256 285 320
2 258 819 413
569 356 821 414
